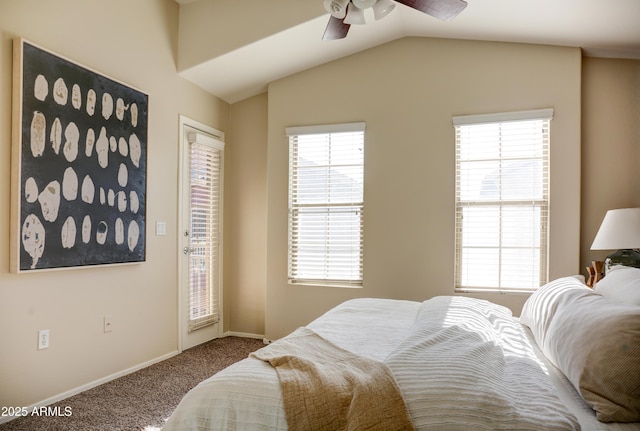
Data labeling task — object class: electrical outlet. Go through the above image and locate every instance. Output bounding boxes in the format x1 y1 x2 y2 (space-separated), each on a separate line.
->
104 315 113 333
38 329 49 350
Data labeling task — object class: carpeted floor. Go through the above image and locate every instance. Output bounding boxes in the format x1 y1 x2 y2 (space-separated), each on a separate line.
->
0 336 264 431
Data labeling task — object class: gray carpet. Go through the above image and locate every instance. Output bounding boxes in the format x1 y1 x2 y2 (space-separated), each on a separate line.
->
0 336 264 431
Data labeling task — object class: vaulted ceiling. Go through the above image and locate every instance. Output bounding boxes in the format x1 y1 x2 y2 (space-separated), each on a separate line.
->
175 0 640 103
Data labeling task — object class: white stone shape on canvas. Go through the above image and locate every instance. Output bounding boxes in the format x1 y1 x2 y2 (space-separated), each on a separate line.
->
25 177 39 203
62 166 78 201
129 191 139 214
129 133 141 168
100 187 106 205
62 167 78 201
96 127 109 168
34 74 48 101
61 216 76 249
118 137 128 157
116 98 128 121
85 128 95 157
71 84 82 110
38 180 61 223
63 122 79 162
127 220 139 252
102 92 113 120
86 89 96 116
22 214 45 269
117 191 127 212
82 215 92 244
107 189 115 207
118 163 128 187
30 111 46 157
130 103 138 127
115 218 124 245
53 77 68 105
96 221 108 245
81 175 95 204
50 117 62 154
109 136 117 152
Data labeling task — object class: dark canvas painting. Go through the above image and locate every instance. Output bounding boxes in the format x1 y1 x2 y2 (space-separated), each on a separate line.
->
12 39 148 271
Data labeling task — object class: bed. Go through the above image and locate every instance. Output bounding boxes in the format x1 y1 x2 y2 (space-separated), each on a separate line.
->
163 271 640 431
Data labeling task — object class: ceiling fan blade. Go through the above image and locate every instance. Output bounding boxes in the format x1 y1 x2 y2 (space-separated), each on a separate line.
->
395 0 468 21
323 15 351 40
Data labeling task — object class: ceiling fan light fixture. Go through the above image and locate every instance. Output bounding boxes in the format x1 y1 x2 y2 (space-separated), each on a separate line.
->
352 0 378 8
372 0 395 20
323 0 469 40
344 2 367 24
323 0 350 19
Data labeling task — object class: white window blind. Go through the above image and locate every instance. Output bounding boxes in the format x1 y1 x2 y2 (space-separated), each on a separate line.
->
286 123 365 287
187 133 222 331
453 109 552 292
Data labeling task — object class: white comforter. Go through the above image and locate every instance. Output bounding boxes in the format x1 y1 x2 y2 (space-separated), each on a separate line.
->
162 297 631 431
385 296 578 430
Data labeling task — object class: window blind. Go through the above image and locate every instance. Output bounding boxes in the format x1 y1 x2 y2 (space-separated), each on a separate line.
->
287 123 365 287
453 110 552 292
187 134 222 332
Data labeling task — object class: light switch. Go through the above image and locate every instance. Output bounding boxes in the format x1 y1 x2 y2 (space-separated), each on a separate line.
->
156 221 166 236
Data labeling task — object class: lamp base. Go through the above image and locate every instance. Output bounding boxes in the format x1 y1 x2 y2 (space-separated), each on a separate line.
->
604 249 640 273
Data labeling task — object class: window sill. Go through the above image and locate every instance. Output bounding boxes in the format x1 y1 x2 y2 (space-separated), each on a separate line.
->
455 287 536 295
288 279 363 289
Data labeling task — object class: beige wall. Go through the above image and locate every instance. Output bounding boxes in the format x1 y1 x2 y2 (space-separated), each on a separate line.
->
581 58 640 270
0 0 229 408
225 93 268 335
265 37 582 340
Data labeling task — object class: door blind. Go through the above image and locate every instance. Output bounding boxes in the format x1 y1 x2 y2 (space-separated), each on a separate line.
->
188 137 222 332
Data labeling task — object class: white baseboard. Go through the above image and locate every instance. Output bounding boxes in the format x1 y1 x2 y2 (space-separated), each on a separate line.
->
1 335 266 425
222 330 265 340
0 350 180 425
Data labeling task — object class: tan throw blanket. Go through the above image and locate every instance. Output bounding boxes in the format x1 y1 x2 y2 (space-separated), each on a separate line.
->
251 327 415 431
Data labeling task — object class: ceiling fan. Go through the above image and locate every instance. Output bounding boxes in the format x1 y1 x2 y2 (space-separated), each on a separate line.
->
323 0 468 40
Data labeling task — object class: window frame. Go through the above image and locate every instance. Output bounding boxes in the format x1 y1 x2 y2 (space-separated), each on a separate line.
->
286 122 365 288
453 109 553 293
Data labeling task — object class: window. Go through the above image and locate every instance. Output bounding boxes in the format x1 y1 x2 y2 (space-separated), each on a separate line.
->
187 132 223 332
286 123 365 287
453 109 552 292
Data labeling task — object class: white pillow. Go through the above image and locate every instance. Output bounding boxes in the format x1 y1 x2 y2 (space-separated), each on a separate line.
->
594 265 640 306
521 276 640 423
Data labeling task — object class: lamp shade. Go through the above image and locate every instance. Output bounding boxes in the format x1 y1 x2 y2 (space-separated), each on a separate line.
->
344 2 366 24
352 0 377 8
373 0 395 19
591 208 640 250
324 0 350 18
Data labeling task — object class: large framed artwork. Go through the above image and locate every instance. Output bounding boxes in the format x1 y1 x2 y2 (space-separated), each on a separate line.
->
10 38 148 272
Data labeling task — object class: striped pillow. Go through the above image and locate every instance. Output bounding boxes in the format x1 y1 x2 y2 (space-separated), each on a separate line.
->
521 277 640 422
